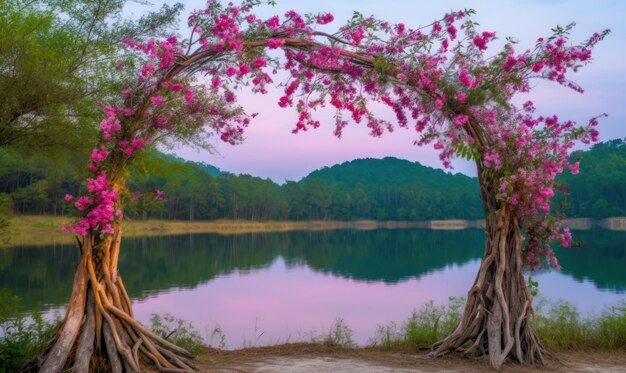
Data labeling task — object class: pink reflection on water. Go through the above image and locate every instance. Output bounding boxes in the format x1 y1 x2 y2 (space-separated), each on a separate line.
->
131 257 479 348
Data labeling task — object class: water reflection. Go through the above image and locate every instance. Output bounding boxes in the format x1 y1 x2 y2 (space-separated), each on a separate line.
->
1 228 625 347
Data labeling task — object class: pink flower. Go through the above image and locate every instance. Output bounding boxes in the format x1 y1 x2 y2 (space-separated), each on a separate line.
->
459 69 473 87
267 38 285 49
317 13 334 25
141 63 154 78
90 148 108 163
446 25 457 40
253 57 266 68
131 138 145 149
266 16 280 31
350 26 365 46
150 95 165 106
75 196 92 211
151 189 167 201
225 66 238 77
184 89 194 106
64 194 74 202
453 114 469 128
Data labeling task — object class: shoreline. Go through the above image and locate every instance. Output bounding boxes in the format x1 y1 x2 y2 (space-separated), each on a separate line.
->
2 215 625 248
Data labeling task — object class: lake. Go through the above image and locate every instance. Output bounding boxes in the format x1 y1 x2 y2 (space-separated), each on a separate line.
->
1 227 625 348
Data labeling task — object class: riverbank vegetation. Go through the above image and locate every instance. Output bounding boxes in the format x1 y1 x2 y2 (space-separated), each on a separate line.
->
2 292 624 371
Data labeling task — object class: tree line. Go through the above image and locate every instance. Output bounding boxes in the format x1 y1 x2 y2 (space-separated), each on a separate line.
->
1 138 624 221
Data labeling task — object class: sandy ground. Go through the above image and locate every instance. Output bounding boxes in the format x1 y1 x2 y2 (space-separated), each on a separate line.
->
196 344 626 373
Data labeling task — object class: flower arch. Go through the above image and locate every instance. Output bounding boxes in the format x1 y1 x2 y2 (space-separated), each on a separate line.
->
33 2 608 372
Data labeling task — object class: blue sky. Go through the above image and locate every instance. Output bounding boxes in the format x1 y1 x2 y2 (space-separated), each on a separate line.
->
127 0 626 182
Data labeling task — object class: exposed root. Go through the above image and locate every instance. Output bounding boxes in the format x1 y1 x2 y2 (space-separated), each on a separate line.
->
430 211 546 369
24 229 197 373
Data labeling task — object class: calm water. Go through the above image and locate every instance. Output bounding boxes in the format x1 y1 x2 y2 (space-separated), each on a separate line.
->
1 228 625 348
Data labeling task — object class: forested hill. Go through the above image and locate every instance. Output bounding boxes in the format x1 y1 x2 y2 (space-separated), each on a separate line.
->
1 139 624 221
554 138 626 218
295 157 483 220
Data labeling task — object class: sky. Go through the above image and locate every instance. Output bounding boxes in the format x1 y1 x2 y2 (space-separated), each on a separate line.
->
127 0 626 183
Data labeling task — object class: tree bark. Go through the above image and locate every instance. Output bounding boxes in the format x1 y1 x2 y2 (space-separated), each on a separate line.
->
430 164 545 369
25 178 196 372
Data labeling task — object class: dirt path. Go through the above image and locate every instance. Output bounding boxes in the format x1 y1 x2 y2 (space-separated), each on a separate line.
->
197 344 626 373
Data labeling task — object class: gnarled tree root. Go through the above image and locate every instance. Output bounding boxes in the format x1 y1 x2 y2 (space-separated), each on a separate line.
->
429 212 546 369
22 235 197 373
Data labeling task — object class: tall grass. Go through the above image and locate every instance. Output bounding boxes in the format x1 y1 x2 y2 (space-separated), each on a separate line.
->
0 289 60 372
370 297 464 350
319 317 356 348
1 289 624 372
149 313 206 354
370 297 626 351
533 298 626 350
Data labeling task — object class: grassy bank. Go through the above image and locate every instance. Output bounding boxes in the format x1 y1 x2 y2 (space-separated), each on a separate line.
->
1 215 315 247
1 215 489 247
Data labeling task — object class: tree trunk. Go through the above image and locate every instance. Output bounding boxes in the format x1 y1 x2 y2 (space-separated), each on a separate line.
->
430 164 545 369
24 180 197 372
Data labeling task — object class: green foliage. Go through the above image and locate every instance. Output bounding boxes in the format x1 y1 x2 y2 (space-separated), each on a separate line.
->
370 297 464 349
0 0 183 154
0 149 483 221
295 156 483 220
0 194 11 244
554 138 626 218
149 313 205 354
0 289 59 372
1 139 623 222
319 318 355 348
0 288 20 324
533 299 626 350
527 275 539 297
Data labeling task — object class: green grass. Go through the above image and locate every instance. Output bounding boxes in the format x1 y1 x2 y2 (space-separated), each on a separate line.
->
319 318 356 348
369 297 464 350
0 289 60 372
533 298 626 351
1 289 624 372
368 297 626 352
149 313 206 354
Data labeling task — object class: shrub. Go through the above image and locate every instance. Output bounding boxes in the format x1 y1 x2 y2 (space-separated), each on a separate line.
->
0 288 59 372
149 313 205 354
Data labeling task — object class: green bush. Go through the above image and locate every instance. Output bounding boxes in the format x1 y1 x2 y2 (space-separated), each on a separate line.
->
370 297 464 349
533 298 626 351
149 313 205 354
0 288 59 372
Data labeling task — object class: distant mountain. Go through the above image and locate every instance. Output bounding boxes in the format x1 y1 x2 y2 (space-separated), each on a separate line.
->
290 157 483 220
303 156 477 191
154 152 221 176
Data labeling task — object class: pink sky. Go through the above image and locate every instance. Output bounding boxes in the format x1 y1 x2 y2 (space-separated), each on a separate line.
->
125 1 626 182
